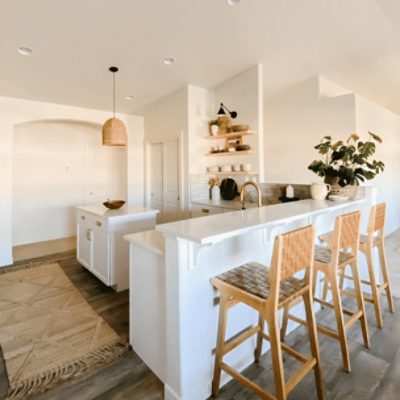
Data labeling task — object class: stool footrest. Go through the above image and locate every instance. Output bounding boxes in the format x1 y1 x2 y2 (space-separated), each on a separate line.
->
223 325 260 356
287 312 340 340
344 310 363 329
286 358 317 395
221 362 276 400
313 298 353 317
263 332 308 363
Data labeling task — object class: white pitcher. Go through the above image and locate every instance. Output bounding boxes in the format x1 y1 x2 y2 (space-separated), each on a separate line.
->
310 182 331 200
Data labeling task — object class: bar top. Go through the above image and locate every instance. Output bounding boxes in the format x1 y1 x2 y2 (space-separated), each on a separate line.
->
156 199 365 245
124 230 165 256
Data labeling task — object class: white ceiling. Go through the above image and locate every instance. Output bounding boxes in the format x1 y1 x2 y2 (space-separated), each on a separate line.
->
1 0 400 115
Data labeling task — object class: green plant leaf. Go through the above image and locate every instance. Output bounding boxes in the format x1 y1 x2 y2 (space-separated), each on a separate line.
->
368 131 383 143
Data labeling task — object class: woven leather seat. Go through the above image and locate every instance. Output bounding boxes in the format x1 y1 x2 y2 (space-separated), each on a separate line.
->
216 262 307 306
314 245 354 265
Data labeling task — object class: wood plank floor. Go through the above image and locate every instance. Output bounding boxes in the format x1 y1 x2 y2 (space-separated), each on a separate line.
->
1 230 400 399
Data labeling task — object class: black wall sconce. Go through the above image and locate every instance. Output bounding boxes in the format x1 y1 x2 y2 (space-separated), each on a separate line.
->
217 103 238 119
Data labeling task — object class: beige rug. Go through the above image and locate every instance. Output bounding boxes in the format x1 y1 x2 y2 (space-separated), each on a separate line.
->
0 262 128 399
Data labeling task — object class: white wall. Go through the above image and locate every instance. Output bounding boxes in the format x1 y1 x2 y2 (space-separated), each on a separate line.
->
0 96 144 266
264 75 400 234
264 76 356 183
355 96 400 234
12 120 126 245
187 85 215 174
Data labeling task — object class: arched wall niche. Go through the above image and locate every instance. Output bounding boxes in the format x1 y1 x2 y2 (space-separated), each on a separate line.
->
12 118 127 246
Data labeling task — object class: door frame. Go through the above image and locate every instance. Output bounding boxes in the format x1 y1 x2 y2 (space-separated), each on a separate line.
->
144 133 184 217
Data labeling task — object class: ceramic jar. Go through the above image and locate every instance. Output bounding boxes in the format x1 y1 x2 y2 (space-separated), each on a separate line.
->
211 185 221 202
310 182 331 200
210 125 219 136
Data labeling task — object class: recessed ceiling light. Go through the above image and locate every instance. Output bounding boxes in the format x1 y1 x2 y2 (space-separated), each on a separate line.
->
163 56 176 65
227 0 242 6
17 46 33 56
125 96 134 100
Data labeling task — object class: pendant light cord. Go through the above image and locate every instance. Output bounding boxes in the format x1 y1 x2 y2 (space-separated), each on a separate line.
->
113 72 116 118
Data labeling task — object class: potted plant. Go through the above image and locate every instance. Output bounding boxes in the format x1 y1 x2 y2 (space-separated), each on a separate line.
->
308 132 385 199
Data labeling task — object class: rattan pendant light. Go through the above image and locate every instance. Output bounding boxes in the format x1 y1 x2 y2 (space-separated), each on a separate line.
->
102 66 127 146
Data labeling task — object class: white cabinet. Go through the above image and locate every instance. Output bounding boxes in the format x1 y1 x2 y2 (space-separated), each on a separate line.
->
76 205 158 291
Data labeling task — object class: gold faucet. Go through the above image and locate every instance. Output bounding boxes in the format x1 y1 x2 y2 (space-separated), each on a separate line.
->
240 181 262 209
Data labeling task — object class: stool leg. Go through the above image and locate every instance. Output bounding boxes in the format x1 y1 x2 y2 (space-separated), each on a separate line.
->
303 291 325 400
365 247 383 328
378 241 395 313
255 313 265 362
339 266 346 290
321 275 330 305
212 294 229 397
266 310 286 400
350 259 370 349
329 270 351 373
280 304 289 342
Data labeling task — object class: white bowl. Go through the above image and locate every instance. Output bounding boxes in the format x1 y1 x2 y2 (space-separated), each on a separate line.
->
232 164 241 172
241 163 252 172
207 166 219 173
220 165 232 172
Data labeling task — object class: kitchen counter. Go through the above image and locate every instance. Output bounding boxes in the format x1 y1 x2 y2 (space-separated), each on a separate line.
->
76 204 158 292
126 194 376 400
159 199 365 245
77 204 158 219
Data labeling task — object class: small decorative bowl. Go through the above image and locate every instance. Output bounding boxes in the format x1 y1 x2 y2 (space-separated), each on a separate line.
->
103 200 126 209
232 124 249 132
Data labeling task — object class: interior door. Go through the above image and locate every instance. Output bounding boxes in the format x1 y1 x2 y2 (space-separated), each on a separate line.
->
150 143 164 223
162 139 180 223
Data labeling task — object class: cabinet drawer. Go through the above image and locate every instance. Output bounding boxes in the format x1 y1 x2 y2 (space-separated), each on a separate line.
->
77 211 107 232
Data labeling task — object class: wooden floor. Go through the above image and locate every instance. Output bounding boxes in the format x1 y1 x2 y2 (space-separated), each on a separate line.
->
1 231 400 399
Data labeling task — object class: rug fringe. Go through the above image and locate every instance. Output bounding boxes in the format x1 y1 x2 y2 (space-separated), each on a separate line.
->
0 252 75 275
7 338 129 399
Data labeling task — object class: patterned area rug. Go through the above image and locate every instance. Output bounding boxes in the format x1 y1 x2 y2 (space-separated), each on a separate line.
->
0 262 128 399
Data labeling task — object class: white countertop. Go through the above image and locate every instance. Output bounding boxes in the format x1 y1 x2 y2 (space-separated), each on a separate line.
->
157 199 365 245
77 204 159 219
124 230 165 255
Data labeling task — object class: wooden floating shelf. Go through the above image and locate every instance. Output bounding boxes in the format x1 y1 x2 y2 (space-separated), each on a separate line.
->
206 151 256 157
205 131 256 140
205 171 259 176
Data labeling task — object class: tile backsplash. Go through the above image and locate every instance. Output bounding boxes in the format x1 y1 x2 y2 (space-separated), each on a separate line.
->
190 174 311 204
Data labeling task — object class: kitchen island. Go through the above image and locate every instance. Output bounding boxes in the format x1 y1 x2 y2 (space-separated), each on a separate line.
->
125 195 374 400
77 204 158 291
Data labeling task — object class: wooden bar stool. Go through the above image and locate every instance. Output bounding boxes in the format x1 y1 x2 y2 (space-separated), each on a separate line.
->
210 225 325 400
321 203 394 328
281 211 370 373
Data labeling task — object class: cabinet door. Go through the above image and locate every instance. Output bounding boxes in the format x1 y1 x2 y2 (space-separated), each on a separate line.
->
92 229 110 285
77 215 92 269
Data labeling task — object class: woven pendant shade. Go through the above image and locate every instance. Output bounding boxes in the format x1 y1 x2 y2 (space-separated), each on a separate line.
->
102 66 127 147
102 117 127 146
